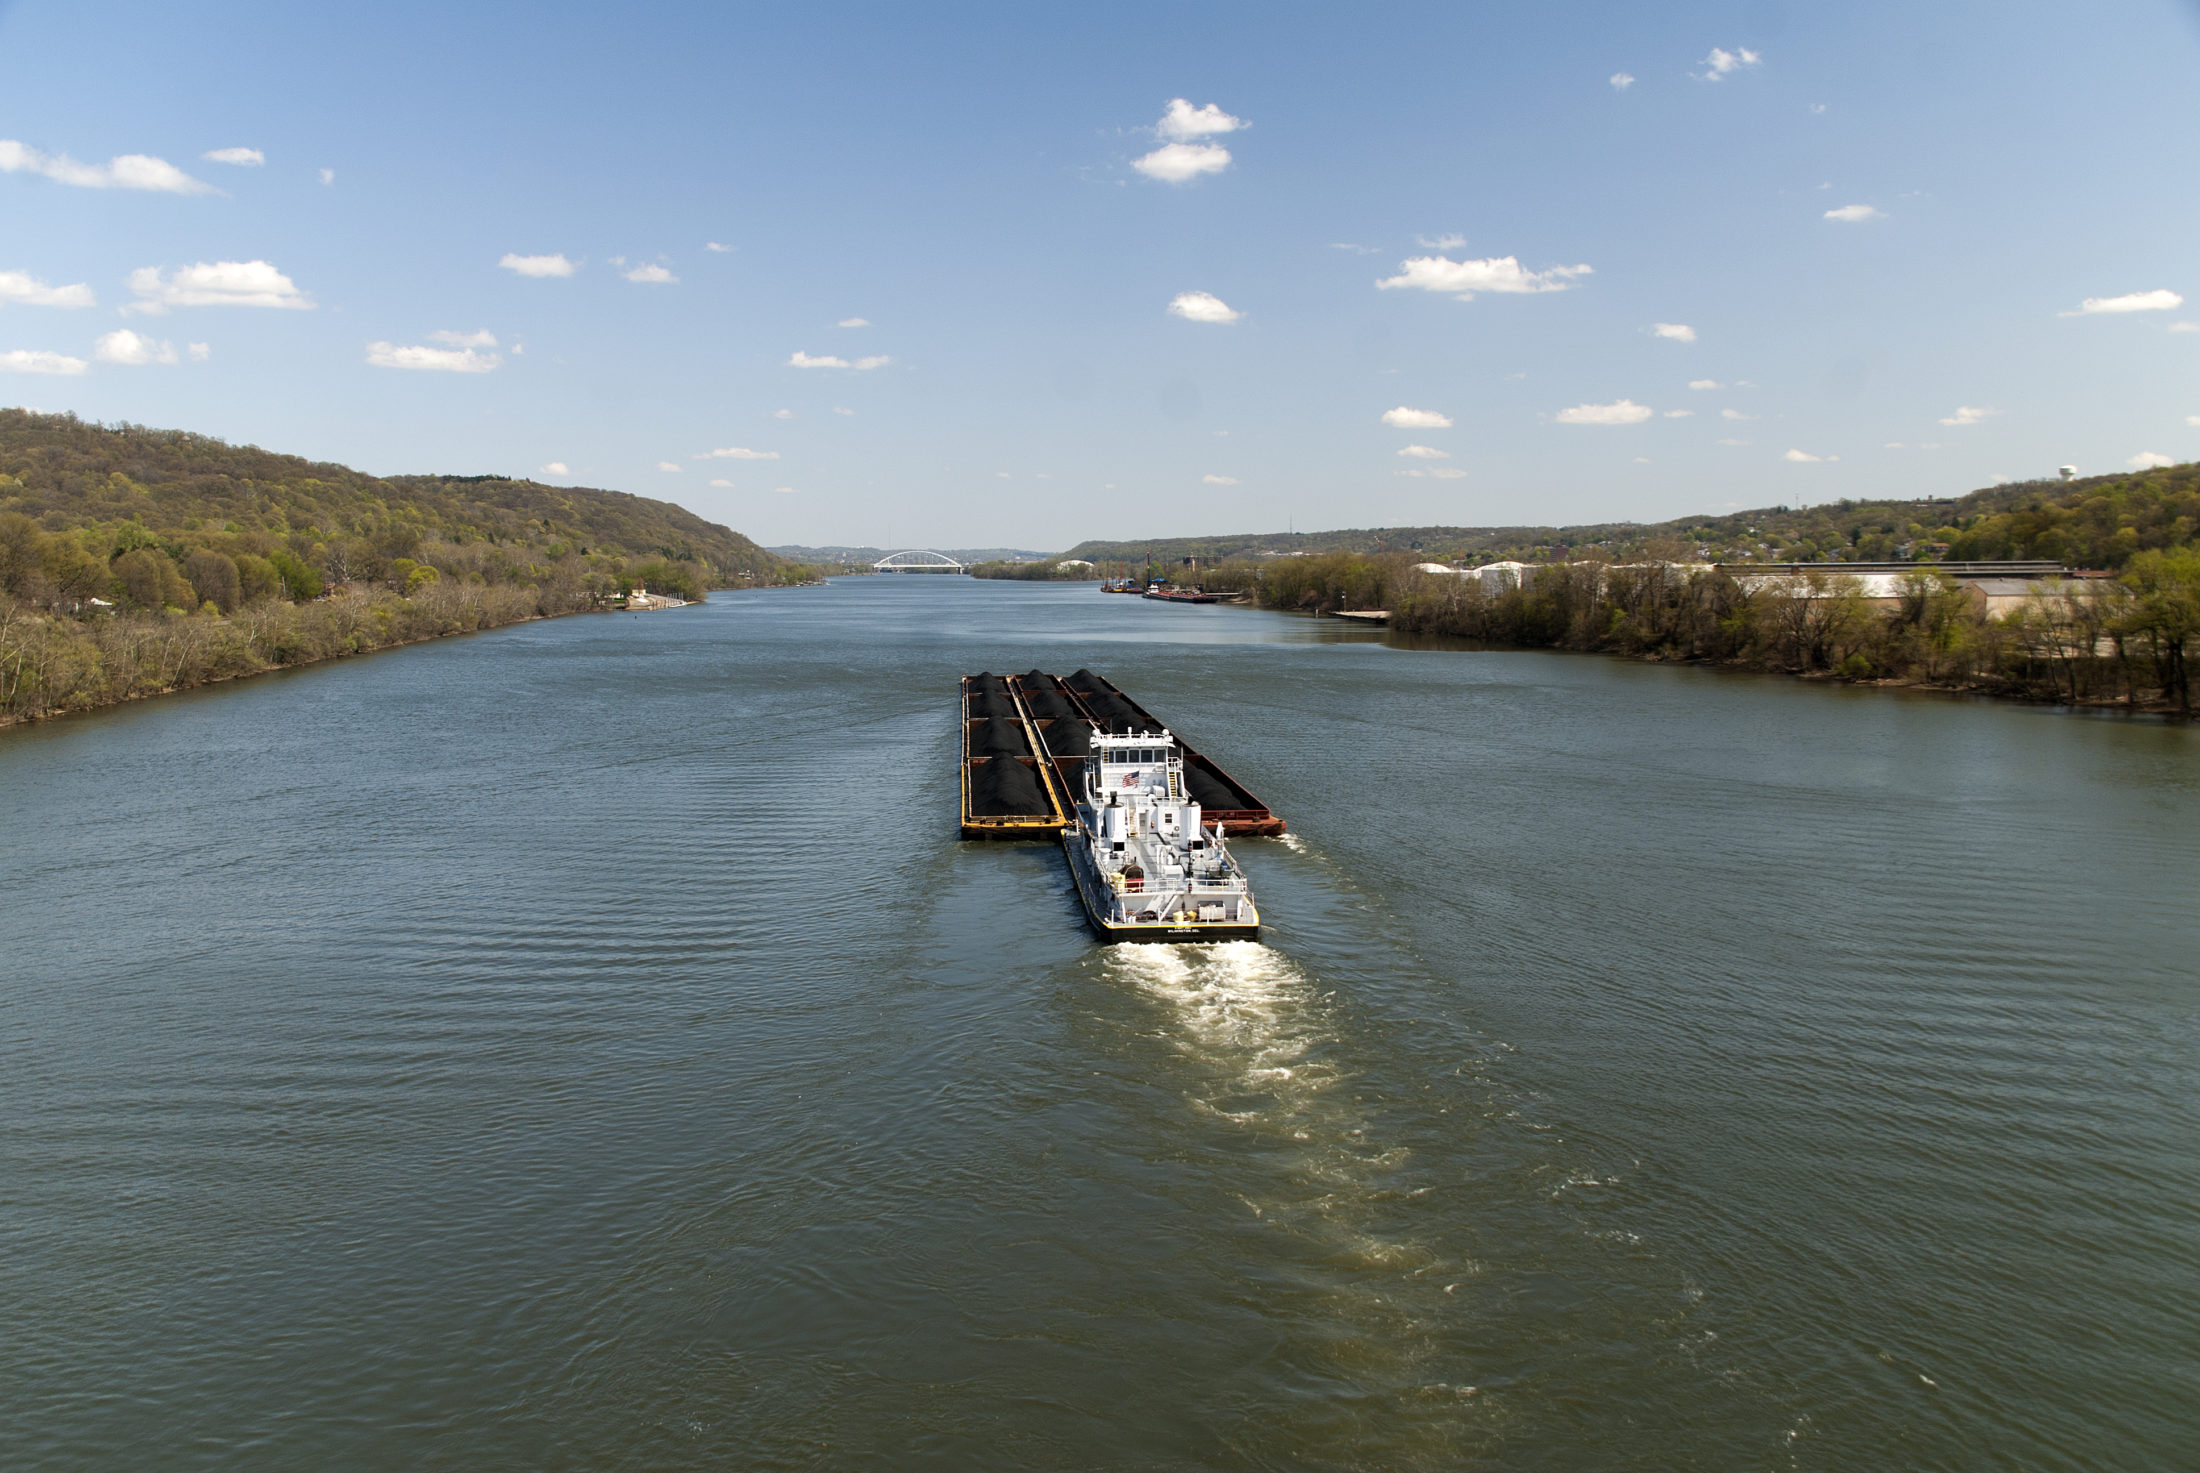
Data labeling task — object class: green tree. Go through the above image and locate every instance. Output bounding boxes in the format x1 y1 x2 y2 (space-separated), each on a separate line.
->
2120 547 2200 714
183 549 242 613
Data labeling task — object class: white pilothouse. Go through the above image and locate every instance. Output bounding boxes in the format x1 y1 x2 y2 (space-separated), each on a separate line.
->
1063 727 1260 942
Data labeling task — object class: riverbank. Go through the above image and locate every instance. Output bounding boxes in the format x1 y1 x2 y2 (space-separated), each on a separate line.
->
1231 553 2199 718
0 581 626 729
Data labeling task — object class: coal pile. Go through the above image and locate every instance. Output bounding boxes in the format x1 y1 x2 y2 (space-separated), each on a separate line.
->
968 756 1048 816
1021 670 1061 690
969 717 1029 756
1039 720 1093 757
1022 690 1076 720
968 673 1003 694
970 691 1018 719
1185 764 1243 810
1081 694 1146 732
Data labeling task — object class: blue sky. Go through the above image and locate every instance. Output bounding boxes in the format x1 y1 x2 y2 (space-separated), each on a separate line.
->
1 0 2195 549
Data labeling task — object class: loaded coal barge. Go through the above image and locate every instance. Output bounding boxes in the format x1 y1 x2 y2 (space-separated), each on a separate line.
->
959 669 1282 942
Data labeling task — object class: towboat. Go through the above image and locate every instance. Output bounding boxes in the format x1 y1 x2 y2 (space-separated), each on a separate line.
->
1062 726 1259 942
1140 585 1219 604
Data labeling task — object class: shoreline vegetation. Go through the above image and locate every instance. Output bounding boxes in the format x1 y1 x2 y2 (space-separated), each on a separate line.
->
0 411 822 728
982 464 2200 716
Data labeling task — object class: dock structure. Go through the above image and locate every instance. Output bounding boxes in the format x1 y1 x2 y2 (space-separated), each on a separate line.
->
958 669 1285 840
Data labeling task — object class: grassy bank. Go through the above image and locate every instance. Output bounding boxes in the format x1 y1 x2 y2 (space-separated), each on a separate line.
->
2 581 597 726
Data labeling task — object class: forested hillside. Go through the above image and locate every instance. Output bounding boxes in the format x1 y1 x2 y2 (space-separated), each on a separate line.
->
1062 463 2199 572
0 411 813 724
0 410 803 600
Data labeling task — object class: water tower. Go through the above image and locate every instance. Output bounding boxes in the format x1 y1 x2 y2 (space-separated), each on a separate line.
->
2058 465 2077 481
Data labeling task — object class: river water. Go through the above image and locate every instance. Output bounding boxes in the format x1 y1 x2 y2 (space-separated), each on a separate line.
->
3 575 2195 1470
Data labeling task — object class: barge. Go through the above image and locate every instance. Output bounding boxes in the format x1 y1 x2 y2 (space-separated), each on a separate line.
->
959 673 1071 839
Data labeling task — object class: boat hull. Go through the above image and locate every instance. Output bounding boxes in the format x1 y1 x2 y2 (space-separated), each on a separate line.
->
1062 833 1258 944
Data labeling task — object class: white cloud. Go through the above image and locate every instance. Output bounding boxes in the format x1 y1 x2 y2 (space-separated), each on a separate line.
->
697 446 780 460
771 408 795 419
1650 322 1696 342
774 486 795 494
1397 444 1450 459
788 351 888 369
187 342 209 361
624 263 677 284
366 339 500 372
2186 415 2200 428
1632 456 1651 464
1555 399 1653 425
648 461 681 473
995 471 1012 480
1722 408 1754 420
710 477 733 487
0 270 95 308
1938 405 1998 427
0 139 211 193
1376 254 1592 300
1168 290 1241 324
0 348 89 375
833 405 854 416
1810 103 1828 115
202 147 263 166
2072 289 2182 315
1664 409 1694 418
317 168 335 186
1383 406 1452 429
2169 322 2199 333
837 317 870 327
499 252 577 278
1415 233 1468 249
1202 474 1240 485
1695 46 1762 80
538 462 570 476
705 241 732 253
1824 204 1884 222
1329 242 1381 255
1610 72 1635 91
1689 378 1720 390
1157 99 1246 140
127 260 311 313
1783 448 1823 462
1133 141 1231 183
428 328 497 348
94 329 177 365
1397 466 1467 479
1885 442 1906 449
2129 452 2176 468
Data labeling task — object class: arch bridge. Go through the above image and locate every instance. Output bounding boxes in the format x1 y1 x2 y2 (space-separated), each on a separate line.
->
874 550 965 573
